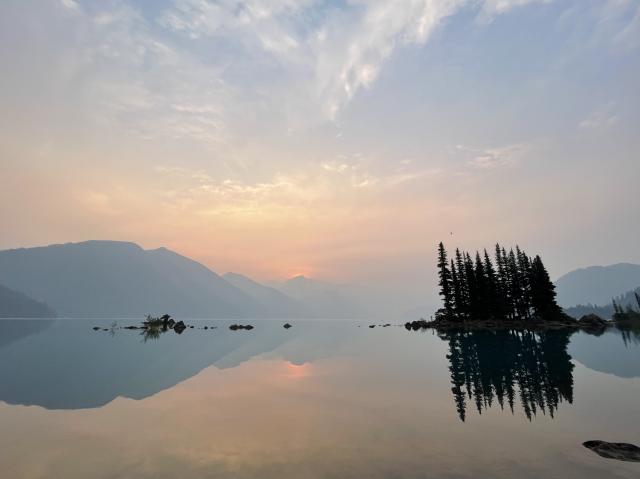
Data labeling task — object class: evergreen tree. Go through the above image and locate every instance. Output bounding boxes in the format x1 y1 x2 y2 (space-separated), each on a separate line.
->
529 255 561 320
455 249 468 319
507 250 521 319
516 246 532 319
613 299 621 315
451 259 464 320
484 249 499 319
464 252 478 319
474 252 488 320
437 243 454 318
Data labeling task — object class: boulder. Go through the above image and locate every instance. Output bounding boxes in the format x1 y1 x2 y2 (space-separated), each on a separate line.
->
173 321 187 334
583 440 640 462
578 314 608 331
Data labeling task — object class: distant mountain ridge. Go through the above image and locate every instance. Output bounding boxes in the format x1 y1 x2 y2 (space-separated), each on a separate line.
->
272 275 367 319
0 240 370 319
0 241 261 318
0 284 55 318
555 263 640 308
222 272 307 318
565 286 640 320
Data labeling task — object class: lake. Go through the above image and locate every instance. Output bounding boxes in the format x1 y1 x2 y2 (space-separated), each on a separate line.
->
0 319 639 478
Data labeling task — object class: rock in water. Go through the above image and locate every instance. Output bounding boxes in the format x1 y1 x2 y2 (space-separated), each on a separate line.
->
229 324 253 331
283 323 292 329
173 321 187 334
583 440 640 462
578 314 608 331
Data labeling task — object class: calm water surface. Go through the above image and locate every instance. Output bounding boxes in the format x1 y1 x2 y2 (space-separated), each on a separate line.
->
0 319 639 478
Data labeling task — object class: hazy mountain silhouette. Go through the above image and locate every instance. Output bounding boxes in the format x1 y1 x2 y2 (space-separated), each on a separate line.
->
0 241 263 318
565 285 640 319
0 284 55 318
223 272 307 318
555 263 640 307
274 275 367 319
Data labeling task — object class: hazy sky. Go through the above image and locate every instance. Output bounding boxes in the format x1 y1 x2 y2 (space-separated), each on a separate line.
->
1 0 639 308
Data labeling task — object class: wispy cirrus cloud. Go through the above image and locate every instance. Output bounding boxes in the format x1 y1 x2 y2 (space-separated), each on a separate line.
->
158 0 558 121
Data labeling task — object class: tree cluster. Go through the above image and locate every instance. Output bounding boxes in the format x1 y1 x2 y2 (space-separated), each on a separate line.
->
613 292 640 322
437 242 562 322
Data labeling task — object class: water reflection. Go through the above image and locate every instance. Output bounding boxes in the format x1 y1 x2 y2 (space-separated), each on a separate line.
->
440 330 574 421
0 319 357 409
616 322 640 347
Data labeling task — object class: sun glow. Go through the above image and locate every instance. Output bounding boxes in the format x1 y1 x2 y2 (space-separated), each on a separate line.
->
283 362 311 379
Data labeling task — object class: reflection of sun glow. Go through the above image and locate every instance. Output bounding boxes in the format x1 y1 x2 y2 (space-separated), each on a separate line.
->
284 362 311 379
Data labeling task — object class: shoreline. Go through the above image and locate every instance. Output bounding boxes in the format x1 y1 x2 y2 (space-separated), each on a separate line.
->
404 314 624 333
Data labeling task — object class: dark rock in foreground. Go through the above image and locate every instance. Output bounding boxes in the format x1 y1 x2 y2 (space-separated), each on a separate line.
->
583 440 640 462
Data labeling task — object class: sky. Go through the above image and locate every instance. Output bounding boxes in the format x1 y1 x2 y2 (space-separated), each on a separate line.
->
1 0 639 310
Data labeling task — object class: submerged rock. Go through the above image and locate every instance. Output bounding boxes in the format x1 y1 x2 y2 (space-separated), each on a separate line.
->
583 440 640 462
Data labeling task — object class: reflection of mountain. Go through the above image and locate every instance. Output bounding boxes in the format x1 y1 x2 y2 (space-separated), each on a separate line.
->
0 319 52 348
0 320 354 410
569 327 640 379
440 330 574 421
0 284 55 318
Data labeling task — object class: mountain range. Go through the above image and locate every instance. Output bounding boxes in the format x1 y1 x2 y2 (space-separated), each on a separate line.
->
0 241 368 319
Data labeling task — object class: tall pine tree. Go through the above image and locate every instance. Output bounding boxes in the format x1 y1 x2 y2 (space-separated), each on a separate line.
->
437 242 454 319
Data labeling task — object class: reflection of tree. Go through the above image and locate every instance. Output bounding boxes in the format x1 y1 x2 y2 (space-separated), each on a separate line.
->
441 330 574 421
615 322 640 347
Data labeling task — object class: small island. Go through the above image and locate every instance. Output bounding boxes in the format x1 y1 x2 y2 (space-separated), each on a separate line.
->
407 242 628 333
